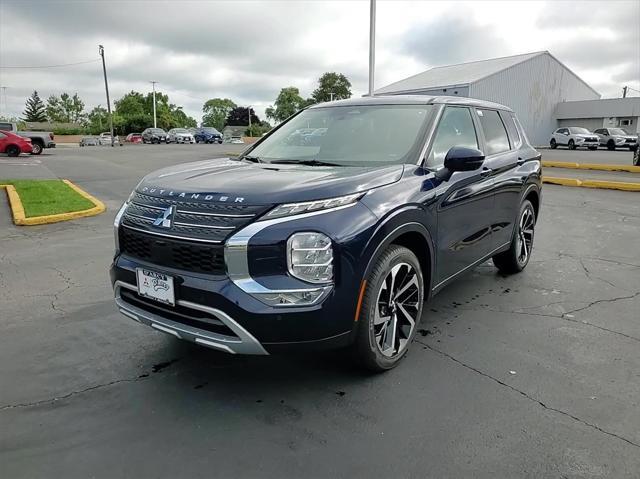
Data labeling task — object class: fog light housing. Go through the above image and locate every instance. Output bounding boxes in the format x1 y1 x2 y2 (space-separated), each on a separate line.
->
256 288 329 307
287 232 333 283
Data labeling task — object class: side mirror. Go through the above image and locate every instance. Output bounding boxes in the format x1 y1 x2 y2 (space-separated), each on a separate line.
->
444 146 485 172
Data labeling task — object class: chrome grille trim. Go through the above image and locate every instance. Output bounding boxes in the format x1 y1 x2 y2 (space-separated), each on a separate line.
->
176 209 255 218
122 224 223 243
173 221 235 230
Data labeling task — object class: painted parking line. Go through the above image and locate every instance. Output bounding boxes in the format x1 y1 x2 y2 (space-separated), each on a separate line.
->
0 160 43 166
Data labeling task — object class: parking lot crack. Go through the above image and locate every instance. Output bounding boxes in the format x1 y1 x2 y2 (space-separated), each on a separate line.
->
564 291 640 316
417 340 640 449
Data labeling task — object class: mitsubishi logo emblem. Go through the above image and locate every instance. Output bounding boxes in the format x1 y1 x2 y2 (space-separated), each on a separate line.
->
153 206 175 228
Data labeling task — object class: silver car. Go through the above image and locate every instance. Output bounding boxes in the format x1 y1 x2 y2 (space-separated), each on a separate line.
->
167 128 195 144
593 128 638 151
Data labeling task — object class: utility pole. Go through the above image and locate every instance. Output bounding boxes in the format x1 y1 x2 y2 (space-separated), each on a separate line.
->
623 86 628 98
98 45 115 147
368 0 376 96
150 81 158 128
329 92 335 101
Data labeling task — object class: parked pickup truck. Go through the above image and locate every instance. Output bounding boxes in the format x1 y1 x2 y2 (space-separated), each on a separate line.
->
0 122 56 155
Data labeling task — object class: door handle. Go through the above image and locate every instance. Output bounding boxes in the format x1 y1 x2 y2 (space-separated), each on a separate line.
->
480 167 493 177
517 157 525 166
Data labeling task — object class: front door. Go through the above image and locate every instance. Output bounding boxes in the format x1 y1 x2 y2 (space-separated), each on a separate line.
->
426 105 495 286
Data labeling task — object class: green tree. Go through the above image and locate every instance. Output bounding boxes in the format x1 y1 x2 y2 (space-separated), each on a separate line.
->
86 106 109 134
45 92 85 123
245 121 272 137
22 91 47 122
114 91 146 116
265 87 306 124
113 90 196 132
202 98 236 131
310 72 352 104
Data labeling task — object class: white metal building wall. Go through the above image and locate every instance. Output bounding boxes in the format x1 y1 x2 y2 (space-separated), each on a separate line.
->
469 53 600 146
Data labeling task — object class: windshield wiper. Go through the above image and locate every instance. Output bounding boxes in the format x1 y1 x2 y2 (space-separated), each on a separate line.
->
269 159 342 167
239 155 263 163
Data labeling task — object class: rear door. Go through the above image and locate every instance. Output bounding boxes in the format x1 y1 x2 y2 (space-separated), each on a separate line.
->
476 109 523 250
428 105 495 286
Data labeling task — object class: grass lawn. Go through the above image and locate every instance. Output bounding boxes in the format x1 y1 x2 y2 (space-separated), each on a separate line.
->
0 179 95 217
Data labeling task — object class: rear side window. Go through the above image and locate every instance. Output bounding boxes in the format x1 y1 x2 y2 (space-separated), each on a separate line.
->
0 122 12 130
427 106 478 167
476 109 510 155
500 111 521 149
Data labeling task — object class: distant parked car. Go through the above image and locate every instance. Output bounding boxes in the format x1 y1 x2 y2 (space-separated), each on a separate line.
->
99 132 122 146
194 127 223 144
79 136 100 147
550 127 599 150
593 128 638 151
125 133 143 144
229 136 244 144
0 121 55 155
167 128 195 144
0 130 33 156
142 128 168 144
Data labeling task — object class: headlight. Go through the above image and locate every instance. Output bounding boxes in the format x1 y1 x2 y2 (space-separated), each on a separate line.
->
287 232 333 283
113 201 129 253
264 193 362 220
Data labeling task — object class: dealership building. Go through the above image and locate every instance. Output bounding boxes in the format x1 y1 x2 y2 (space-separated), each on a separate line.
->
375 51 639 146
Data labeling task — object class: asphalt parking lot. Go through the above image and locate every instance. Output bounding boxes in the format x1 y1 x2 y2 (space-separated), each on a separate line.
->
1 145 639 478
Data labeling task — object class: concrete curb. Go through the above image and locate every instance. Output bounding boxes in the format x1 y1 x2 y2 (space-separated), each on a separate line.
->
542 176 640 192
0 180 106 226
542 160 640 173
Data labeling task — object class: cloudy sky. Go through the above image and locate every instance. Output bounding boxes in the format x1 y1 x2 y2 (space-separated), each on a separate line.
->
1 0 638 123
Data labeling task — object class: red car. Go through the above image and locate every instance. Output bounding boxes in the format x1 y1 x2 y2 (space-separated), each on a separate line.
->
125 133 143 144
0 130 33 156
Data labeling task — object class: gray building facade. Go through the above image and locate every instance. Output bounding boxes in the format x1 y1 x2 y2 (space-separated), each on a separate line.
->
375 51 602 146
555 97 640 135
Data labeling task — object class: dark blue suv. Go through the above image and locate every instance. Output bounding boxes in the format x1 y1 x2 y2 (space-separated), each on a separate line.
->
111 96 541 371
194 127 223 144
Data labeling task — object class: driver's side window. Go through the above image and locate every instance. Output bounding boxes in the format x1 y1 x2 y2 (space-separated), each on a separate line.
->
427 106 478 168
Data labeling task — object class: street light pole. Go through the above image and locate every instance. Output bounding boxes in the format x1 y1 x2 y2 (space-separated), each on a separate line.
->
248 105 252 135
150 81 158 128
98 45 115 147
368 0 376 96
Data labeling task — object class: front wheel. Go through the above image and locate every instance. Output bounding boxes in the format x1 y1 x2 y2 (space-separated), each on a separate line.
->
493 200 536 274
549 139 557 149
6 145 20 157
607 140 615 151
568 139 576 150
352 245 424 372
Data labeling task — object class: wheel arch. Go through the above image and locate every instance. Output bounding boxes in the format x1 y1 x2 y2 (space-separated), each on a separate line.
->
361 215 435 301
523 185 540 220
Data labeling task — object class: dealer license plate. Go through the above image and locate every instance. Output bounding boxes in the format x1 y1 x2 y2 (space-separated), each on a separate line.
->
136 268 175 306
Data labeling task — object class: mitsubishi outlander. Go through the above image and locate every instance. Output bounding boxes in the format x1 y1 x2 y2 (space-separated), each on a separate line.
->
111 96 541 371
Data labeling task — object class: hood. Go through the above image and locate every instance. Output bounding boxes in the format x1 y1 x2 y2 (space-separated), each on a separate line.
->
137 158 404 204
575 133 597 139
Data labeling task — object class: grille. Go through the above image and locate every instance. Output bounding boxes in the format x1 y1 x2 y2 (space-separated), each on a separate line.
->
119 227 226 275
121 192 272 243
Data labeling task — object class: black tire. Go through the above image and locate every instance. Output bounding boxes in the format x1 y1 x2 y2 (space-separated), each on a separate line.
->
6 145 20 157
568 139 576 150
607 140 615 151
493 200 536 274
352 245 424 372
30 141 43 155
549 139 557 149
588 146 597 150
152 138 158 144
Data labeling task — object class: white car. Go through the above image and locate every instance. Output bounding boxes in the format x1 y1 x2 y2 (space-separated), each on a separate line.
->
549 127 599 150
593 128 638 151
98 132 121 146
166 128 195 144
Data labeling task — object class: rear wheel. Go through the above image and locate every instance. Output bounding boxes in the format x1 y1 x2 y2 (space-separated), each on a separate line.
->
6 145 20 157
568 139 576 150
30 141 43 155
493 200 535 274
549 138 557 149
352 245 424 372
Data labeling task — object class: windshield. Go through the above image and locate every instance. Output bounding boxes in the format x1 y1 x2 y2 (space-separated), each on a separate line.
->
610 128 630 136
247 104 433 166
202 127 220 134
569 127 591 134
173 128 188 133
151 129 165 134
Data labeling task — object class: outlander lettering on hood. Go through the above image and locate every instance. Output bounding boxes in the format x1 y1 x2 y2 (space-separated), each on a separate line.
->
111 95 542 372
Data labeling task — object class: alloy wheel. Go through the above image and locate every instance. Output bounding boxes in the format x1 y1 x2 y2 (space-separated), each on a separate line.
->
515 207 535 266
374 262 421 357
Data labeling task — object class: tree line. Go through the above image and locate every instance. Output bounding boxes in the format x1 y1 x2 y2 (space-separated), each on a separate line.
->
20 71 352 136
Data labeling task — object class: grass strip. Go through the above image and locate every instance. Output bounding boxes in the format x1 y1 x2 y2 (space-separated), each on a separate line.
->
0 179 95 217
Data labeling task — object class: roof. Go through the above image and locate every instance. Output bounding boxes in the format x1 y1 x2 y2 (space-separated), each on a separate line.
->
375 51 548 95
310 95 513 112
555 97 640 119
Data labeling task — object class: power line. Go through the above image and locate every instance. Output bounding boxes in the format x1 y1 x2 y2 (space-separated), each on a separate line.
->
0 59 100 69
